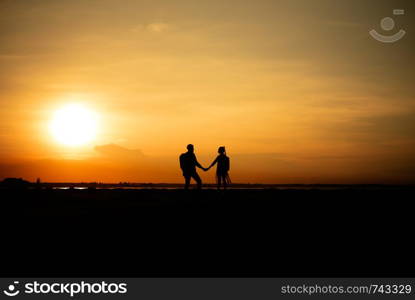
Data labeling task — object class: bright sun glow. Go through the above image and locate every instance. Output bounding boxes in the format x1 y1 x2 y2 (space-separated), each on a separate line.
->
49 104 99 146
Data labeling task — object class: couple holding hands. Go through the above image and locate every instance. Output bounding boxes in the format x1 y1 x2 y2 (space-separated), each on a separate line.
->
179 144 231 190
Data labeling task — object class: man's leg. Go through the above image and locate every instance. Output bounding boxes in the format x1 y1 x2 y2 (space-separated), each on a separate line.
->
192 172 202 189
184 175 191 190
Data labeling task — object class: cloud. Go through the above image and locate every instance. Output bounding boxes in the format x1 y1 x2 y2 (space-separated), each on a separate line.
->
131 22 171 33
0 54 29 60
94 144 145 159
146 22 170 33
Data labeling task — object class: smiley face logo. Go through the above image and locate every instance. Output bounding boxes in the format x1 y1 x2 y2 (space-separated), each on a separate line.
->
3 281 20 297
370 9 406 43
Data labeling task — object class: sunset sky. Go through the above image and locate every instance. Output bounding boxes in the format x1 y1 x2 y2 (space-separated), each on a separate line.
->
1 0 414 183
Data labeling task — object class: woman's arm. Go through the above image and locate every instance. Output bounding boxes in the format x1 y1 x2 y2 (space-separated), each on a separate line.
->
208 156 219 169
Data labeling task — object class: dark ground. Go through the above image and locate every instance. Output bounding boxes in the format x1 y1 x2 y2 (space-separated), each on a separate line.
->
1 187 414 277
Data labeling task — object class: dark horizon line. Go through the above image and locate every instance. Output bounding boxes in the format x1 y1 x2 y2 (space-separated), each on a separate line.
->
3 180 414 187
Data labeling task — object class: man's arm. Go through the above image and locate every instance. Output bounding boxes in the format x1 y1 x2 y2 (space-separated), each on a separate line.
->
193 154 205 169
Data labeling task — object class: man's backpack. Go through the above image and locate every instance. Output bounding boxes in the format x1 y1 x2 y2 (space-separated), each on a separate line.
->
224 156 230 172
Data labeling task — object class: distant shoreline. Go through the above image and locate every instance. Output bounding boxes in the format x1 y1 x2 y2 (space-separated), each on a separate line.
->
30 182 415 187
1 178 414 190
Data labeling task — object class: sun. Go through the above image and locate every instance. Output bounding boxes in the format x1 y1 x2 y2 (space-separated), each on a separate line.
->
49 104 99 146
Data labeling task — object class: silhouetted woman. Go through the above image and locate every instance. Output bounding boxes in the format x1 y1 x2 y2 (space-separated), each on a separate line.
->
207 146 231 190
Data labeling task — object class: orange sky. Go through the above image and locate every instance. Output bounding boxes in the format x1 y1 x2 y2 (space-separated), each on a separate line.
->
1 0 415 183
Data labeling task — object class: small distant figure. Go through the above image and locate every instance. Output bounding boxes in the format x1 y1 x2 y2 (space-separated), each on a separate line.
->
36 177 42 189
179 144 207 190
207 146 231 190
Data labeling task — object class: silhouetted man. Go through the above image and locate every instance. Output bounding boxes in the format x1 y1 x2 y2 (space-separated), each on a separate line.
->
179 144 206 189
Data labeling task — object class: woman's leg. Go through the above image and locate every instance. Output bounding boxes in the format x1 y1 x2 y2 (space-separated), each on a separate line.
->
217 174 222 189
222 175 227 189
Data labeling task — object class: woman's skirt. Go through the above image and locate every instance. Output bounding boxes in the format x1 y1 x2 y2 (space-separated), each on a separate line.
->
216 172 231 185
